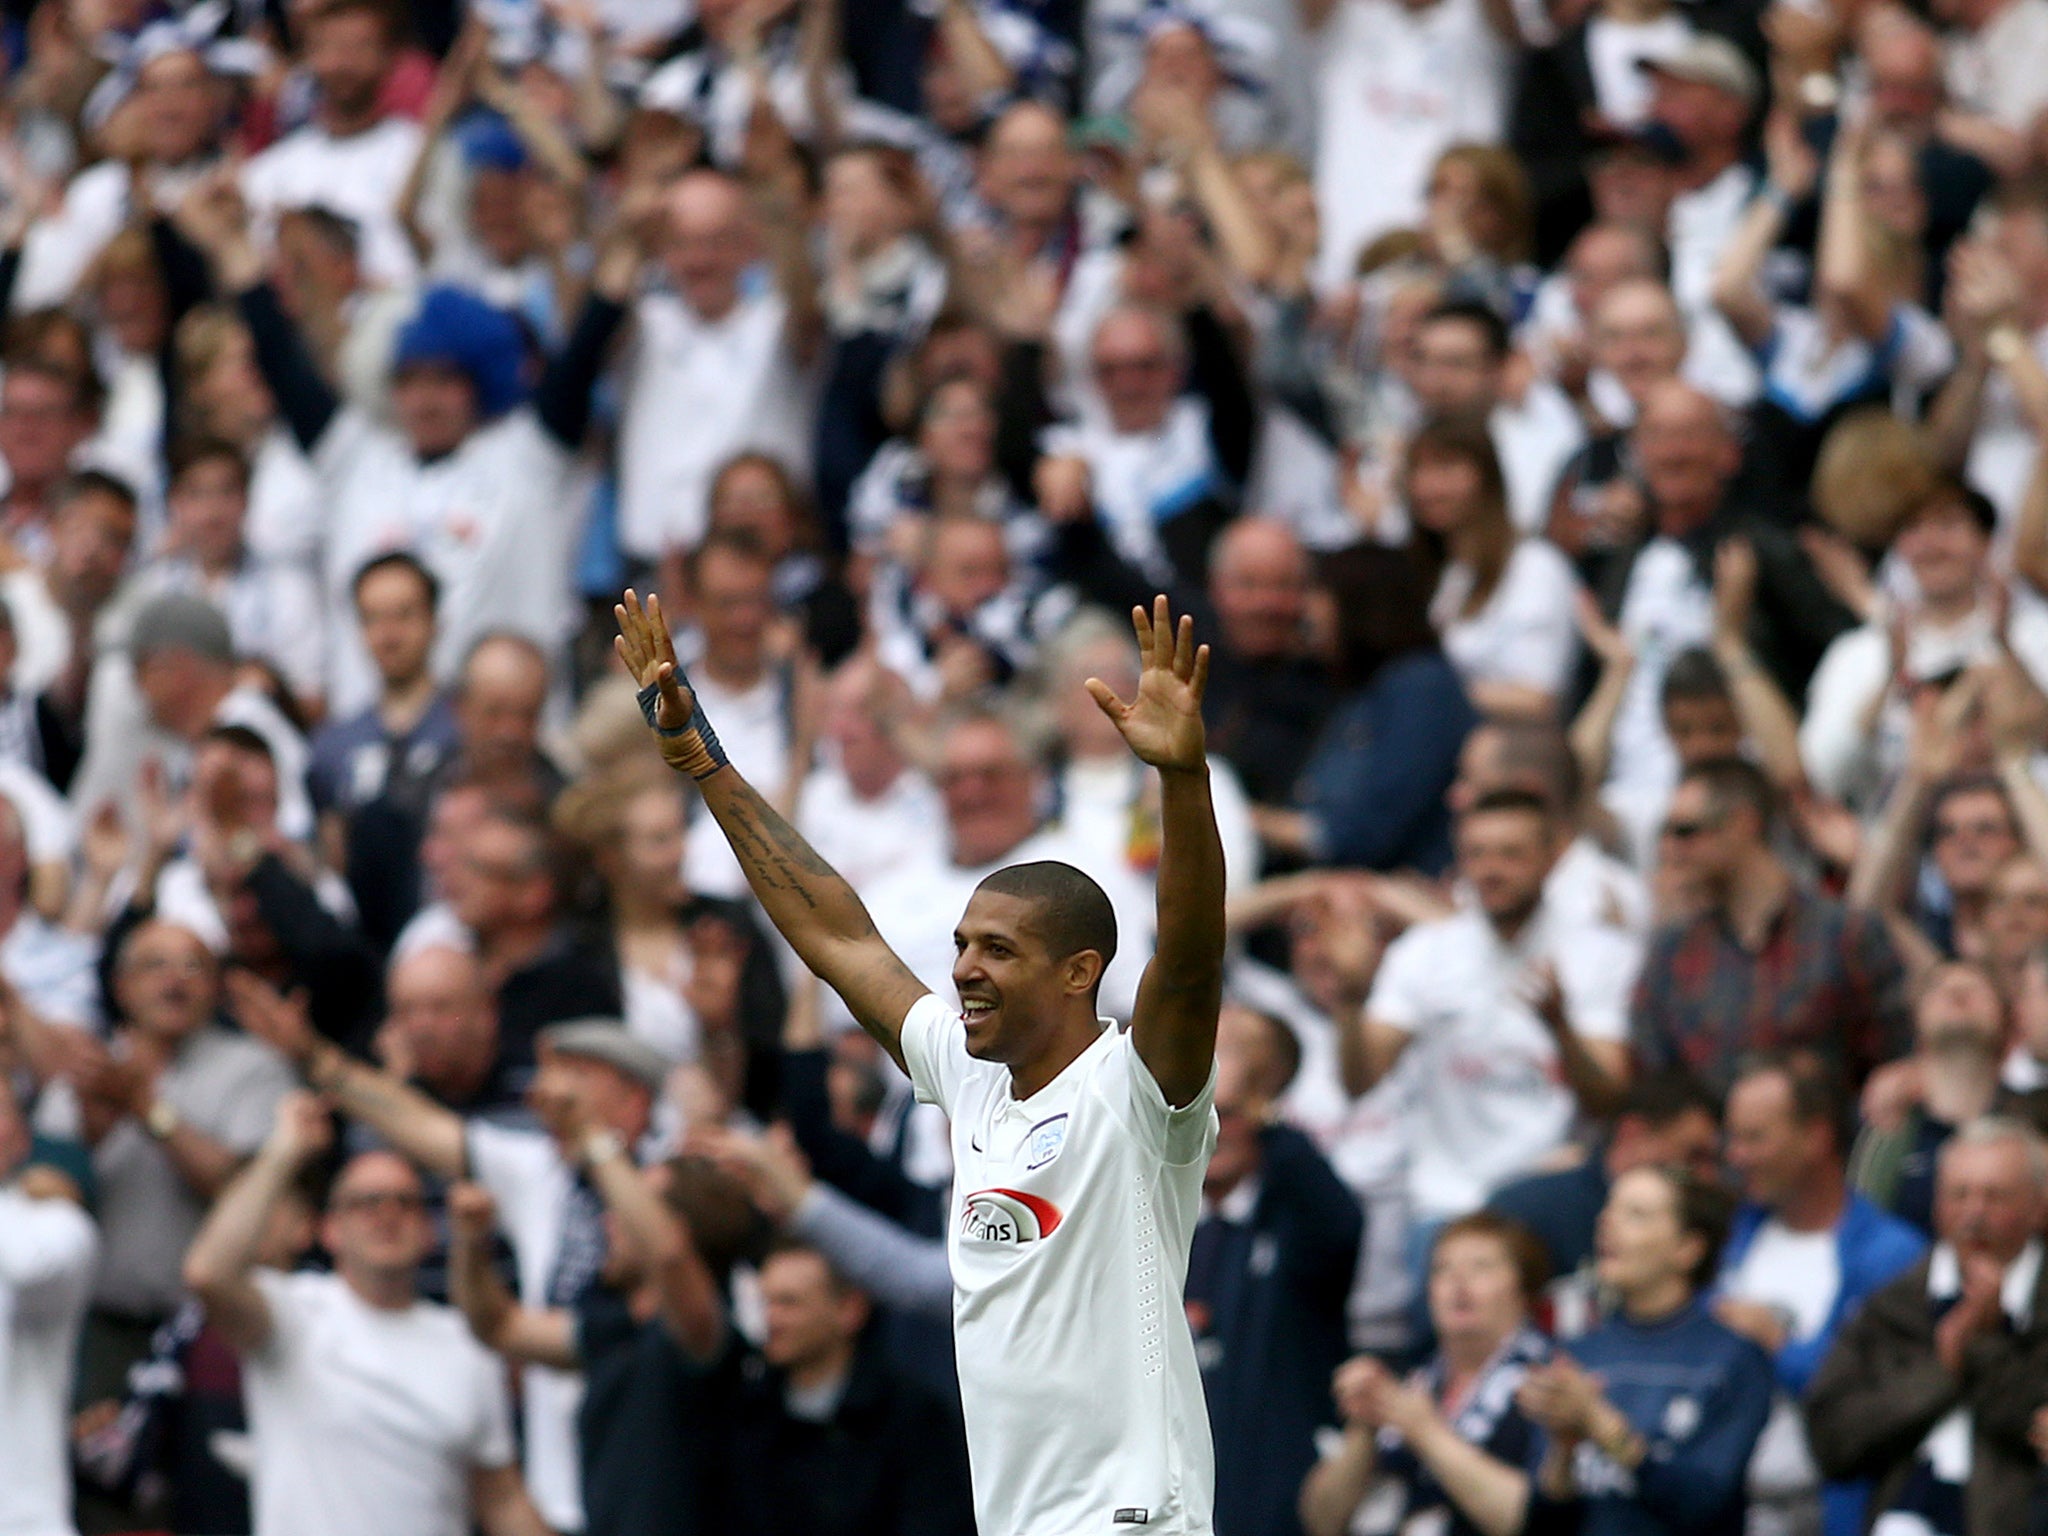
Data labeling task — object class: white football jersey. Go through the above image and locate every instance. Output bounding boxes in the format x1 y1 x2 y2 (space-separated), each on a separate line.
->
900 993 1219 1536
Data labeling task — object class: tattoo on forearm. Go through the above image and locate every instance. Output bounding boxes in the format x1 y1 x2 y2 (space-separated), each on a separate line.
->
717 781 873 932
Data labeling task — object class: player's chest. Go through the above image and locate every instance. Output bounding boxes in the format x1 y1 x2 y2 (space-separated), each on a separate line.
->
951 1094 1104 1249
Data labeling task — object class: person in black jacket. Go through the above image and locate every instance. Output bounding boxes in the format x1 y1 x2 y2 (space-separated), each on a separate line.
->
1189 1003 1365 1536
719 1240 975 1536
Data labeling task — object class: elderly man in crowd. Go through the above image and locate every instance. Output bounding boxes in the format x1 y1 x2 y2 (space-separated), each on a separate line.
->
1806 1119 2048 1536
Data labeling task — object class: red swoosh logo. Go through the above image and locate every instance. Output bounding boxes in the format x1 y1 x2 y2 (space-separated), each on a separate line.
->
971 1187 1064 1237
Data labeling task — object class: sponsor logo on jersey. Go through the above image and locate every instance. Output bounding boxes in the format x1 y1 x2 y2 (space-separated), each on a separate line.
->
1025 1114 1069 1169
960 1187 1064 1242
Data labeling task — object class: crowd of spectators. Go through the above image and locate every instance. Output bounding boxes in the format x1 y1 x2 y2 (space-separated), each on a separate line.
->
7 0 2048 1532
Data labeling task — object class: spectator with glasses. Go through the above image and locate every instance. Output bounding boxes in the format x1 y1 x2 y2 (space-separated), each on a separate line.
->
1632 757 1911 1097
183 1092 551 1536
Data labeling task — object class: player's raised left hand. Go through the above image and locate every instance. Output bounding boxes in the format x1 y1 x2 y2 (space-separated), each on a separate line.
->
1087 595 1210 775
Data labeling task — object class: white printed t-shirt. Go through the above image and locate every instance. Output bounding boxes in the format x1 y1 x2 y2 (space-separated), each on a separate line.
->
900 993 1219 1536
1367 902 1638 1219
241 1270 516 1536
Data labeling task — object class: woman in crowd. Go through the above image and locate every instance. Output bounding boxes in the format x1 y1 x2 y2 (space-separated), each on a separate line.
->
552 762 784 1110
1258 544 1477 875
171 304 326 574
845 372 1040 598
1405 414 1580 719
1517 1165 1775 1536
1299 1212 1554 1536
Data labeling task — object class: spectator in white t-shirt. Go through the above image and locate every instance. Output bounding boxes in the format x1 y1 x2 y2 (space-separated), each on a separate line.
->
1403 414 1581 717
183 1093 550 1536
796 654 944 896
240 0 427 289
227 989 671 1536
1305 0 1512 288
615 168 819 564
0 1072 97 1536
1354 789 1640 1238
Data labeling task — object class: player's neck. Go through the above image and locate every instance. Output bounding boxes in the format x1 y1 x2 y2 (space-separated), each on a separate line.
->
1006 1012 1105 1101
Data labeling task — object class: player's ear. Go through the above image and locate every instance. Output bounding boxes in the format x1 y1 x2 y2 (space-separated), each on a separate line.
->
1062 949 1105 997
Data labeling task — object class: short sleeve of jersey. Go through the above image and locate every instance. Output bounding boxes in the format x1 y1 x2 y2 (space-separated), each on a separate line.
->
898 992 968 1112
1365 927 1433 1035
1110 1027 1219 1168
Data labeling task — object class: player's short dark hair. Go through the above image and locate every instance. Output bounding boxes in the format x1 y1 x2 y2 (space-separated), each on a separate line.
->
352 549 441 613
976 860 1118 976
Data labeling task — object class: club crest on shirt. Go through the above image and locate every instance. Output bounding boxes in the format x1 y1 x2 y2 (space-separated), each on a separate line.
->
1025 1114 1069 1170
961 1187 1064 1243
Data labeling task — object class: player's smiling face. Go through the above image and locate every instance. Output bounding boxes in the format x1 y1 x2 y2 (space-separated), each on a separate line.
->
953 890 1091 1067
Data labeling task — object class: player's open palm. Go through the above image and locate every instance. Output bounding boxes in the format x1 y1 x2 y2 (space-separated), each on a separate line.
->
614 588 692 728
1087 595 1210 774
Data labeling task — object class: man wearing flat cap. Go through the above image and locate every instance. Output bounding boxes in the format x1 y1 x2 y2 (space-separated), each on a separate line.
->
70 590 314 842
228 983 666 1536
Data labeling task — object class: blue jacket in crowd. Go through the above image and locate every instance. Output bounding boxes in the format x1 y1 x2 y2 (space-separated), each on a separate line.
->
1716 1194 1928 1536
1533 1298 1775 1536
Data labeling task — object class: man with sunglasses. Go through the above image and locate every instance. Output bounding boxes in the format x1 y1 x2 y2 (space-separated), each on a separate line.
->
183 1092 552 1536
1633 756 1910 1097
